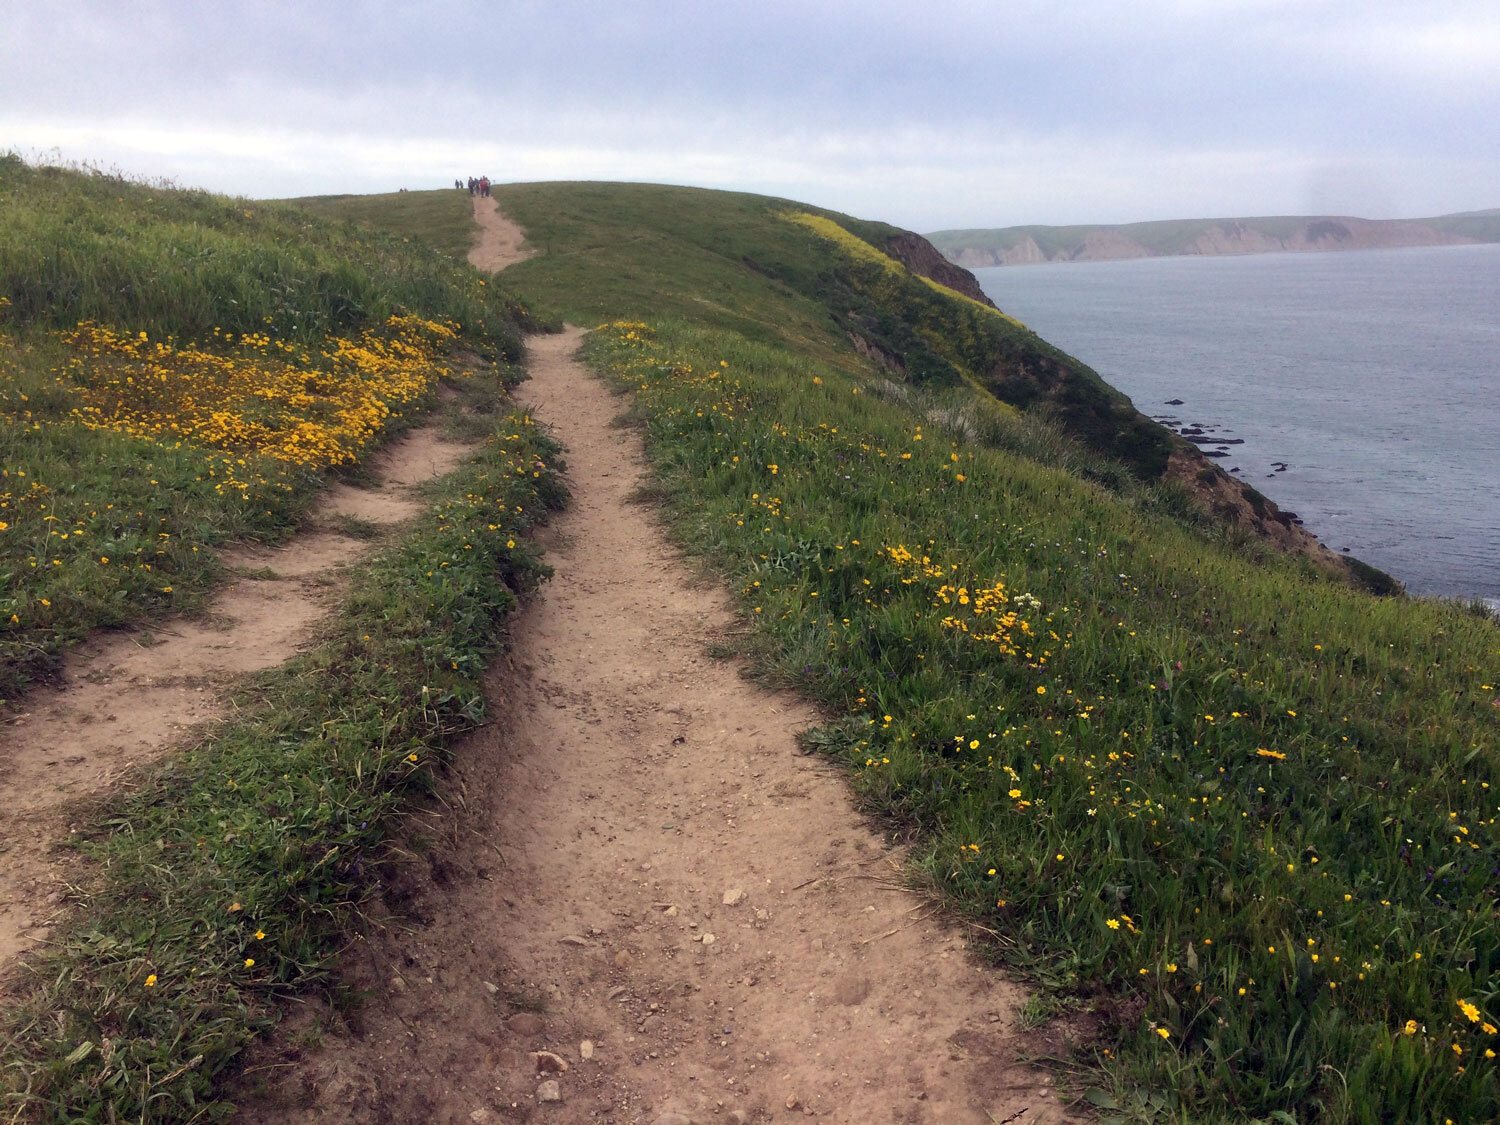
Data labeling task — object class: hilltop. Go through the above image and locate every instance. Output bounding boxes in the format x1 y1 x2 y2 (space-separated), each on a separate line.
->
929 208 1500 266
2 171 1496 1125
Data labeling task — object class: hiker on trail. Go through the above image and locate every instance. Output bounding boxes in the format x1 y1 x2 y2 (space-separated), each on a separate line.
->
480 176 490 197
455 178 462 190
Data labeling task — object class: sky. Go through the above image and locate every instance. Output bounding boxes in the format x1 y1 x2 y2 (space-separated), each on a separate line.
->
4 0 1498 232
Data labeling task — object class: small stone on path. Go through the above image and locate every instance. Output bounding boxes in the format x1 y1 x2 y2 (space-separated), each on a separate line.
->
579 1039 594 1060
531 1050 569 1073
536 1079 561 1103
722 886 745 906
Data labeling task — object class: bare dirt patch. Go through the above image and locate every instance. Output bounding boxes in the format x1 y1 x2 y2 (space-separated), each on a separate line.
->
0 424 476 968
231 331 1082 1125
469 196 537 273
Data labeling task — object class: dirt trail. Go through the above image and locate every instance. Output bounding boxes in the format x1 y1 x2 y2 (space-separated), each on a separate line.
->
235 330 1080 1125
469 195 536 272
0 424 474 967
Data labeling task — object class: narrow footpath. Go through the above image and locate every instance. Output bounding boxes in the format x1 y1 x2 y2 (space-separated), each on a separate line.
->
0 424 474 967
235 321 1080 1124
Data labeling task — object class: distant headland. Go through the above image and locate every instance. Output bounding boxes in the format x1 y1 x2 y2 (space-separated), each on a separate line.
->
927 208 1500 267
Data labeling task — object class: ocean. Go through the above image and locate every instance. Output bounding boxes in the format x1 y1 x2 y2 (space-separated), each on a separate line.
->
971 244 1500 605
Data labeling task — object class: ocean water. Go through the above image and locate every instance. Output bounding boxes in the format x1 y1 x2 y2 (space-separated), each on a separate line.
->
971 245 1500 604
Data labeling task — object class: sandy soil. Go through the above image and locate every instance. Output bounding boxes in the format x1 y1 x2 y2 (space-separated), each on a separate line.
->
469 196 537 272
0 424 474 968
231 327 1082 1125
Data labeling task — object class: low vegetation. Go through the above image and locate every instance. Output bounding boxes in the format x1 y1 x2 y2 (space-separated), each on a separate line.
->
0 160 565 1121
0 398 564 1120
495 181 1500 1123
284 188 479 261
4 163 1495 1123
0 157 532 703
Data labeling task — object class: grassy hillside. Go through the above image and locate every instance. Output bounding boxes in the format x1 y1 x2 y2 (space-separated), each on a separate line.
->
0 159 533 702
495 182 1174 480
494 182 1500 1123
0 161 565 1121
7 168 1494 1123
285 188 479 261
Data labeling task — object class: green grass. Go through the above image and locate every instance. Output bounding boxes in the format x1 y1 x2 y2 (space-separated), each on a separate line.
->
497 182 1175 479
483 180 1499 1123
586 317 1499 1124
284 189 479 261
0 159 537 704
0 159 568 1122
495 181 854 360
0 389 317 703
0 382 566 1123
0 156 531 349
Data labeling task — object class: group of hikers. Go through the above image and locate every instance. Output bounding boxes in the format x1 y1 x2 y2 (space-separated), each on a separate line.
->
458 176 492 197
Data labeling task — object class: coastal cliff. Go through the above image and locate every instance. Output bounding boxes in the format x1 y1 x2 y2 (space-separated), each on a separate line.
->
832 223 1379 588
930 211 1494 267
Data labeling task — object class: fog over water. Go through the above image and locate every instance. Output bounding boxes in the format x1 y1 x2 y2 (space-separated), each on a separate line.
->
972 244 1500 604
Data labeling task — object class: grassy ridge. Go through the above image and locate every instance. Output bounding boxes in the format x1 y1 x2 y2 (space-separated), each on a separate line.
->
284 189 479 262
0 388 566 1121
490 181 1499 1122
929 217 1321 259
0 161 569 1122
497 183 1176 481
0 157 528 347
0 160 535 703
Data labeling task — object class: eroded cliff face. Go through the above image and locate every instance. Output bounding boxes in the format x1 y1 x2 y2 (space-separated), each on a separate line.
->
882 231 998 306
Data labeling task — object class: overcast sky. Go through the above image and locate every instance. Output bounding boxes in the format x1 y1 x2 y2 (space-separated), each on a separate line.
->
4 0 1498 231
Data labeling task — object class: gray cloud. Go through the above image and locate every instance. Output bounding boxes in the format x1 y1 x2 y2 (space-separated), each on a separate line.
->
4 0 1497 228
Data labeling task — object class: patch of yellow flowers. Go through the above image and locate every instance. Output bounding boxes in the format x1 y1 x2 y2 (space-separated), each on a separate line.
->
14 315 460 469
